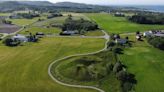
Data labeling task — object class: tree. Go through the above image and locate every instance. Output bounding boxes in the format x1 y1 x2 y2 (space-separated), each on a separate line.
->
113 61 123 73
3 38 20 46
116 70 127 81
76 64 84 76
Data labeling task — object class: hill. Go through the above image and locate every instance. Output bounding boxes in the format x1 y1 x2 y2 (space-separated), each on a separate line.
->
0 1 112 12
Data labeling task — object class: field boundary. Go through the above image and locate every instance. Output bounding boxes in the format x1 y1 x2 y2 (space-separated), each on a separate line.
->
48 30 109 92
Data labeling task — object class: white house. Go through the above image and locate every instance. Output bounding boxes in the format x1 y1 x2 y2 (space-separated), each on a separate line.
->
12 34 28 42
143 31 152 37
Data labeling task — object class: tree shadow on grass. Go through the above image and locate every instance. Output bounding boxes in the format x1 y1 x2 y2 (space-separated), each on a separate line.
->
114 48 124 54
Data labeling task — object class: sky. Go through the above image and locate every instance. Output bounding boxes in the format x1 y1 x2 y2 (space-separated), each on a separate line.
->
48 0 164 5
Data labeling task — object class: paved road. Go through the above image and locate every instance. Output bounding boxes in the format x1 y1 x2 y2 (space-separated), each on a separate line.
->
48 30 110 92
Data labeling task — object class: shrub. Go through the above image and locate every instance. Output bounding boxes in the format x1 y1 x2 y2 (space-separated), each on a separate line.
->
3 38 20 46
62 17 98 32
113 61 123 73
147 36 164 50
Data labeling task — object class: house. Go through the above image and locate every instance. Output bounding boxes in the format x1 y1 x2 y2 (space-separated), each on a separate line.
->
12 34 28 42
60 31 78 35
143 30 164 37
143 31 152 37
36 32 45 38
136 35 142 40
154 33 164 37
115 39 127 44
114 12 125 17
9 13 21 19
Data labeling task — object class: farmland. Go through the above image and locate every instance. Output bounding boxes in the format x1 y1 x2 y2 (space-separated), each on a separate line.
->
0 24 20 33
0 12 107 92
0 11 164 92
0 37 105 92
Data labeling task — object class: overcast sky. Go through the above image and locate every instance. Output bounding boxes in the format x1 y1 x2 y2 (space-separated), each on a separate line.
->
48 0 164 5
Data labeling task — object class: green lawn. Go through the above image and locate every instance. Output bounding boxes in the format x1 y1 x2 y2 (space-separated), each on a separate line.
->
0 37 105 92
84 30 104 36
0 34 3 38
8 18 39 26
7 15 47 26
32 16 67 27
0 13 11 16
86 13 164 34
19 27 61 35
119 34 164 92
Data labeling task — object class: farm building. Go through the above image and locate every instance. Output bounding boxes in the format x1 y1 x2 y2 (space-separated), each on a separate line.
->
114 12 125 17
36 32 45 37
143 30 164 37
12 34 28 42
143 31 153 37
60 31 78 35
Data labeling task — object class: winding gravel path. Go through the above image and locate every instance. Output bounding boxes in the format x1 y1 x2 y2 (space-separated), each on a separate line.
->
48 30 110 92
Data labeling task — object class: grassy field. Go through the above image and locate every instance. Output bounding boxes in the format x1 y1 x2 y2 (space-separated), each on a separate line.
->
0 37 105 92
86 13 164 34
119 34 164 92
32 16 67 27
19 27 61 35
7 15 46 26
0 13 10 16
8 18 39 26
33 13 89 27
84 30 104 36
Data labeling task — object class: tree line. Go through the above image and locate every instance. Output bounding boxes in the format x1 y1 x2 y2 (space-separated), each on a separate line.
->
128 13 164 24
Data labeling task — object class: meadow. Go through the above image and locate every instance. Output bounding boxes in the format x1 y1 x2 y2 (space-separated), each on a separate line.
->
0 11 163 92
86 13 164 34
0 37 105 92
119 34 164 92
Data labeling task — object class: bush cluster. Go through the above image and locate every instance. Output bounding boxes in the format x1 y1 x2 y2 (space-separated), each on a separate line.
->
47 13 63 19
62 17 98 32
147 36 164 50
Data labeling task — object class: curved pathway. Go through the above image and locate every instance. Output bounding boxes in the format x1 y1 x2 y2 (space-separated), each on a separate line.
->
48 30 110 92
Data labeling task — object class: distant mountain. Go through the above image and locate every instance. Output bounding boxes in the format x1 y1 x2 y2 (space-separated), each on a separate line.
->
54 2 94 8
0 1 54 6
18 1 54 6
0 1 113 12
